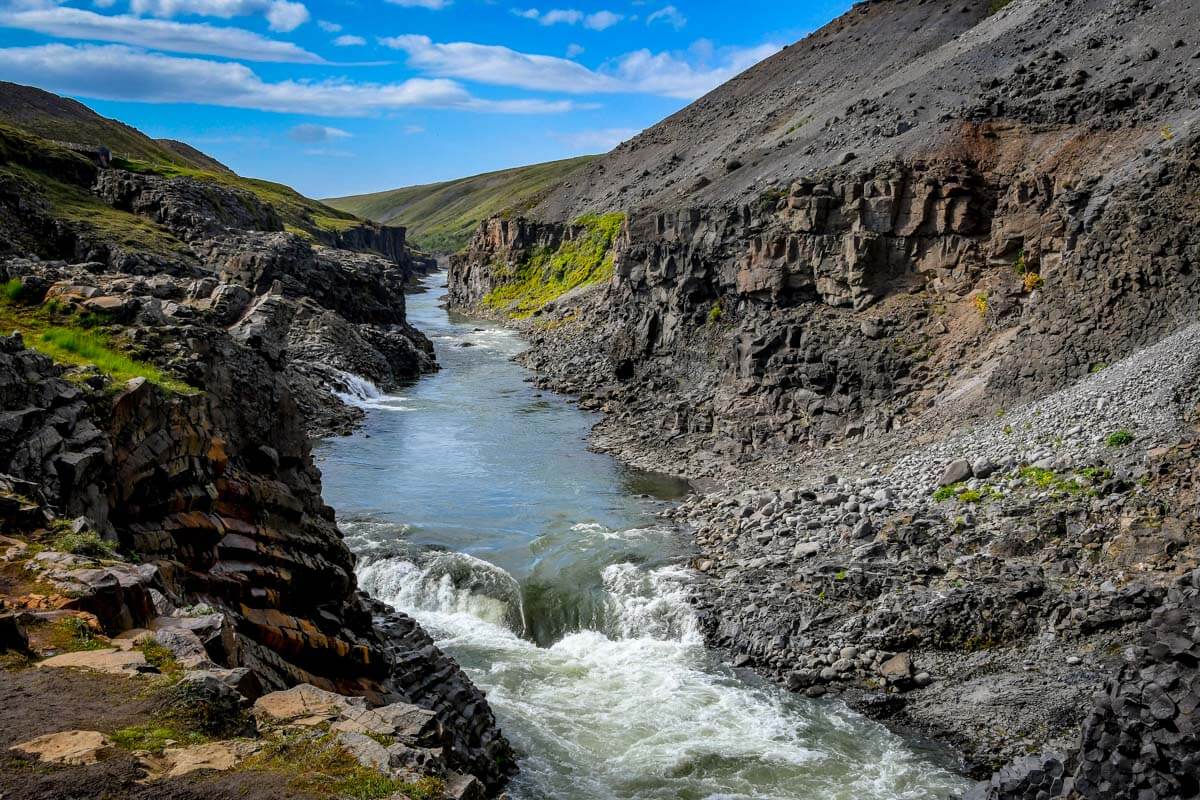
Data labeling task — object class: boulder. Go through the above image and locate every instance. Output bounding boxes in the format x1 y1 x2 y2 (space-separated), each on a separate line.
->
878 652 913 682
444 771 487 800
253 683 362 729
334 730 391 772
939 460 973 486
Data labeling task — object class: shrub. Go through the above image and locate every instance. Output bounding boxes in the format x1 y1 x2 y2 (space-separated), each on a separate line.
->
1012 250 1027 275
53 530 117 559
1023 272 1043 292
973 293 988 316
1106 430 1134 447
932 485 957 502
707 302 723 324
2 278 34 304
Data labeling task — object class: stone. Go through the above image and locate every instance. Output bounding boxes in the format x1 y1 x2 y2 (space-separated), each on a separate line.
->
879 652 913 682
971 458 999 479
939 460 973 486
150 741 248 778
792 541 822 559
444 771 486 800
335 730 391 772
10 730 113 765
0 612 29 652
37 648 147 674
253 683 360 728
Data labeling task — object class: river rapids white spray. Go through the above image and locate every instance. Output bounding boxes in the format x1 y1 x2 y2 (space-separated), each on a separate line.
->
352 523 966 800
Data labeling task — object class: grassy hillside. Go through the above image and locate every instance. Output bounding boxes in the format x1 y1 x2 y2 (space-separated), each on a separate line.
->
325 155 597 253
0 81 200 168
0 82 366 240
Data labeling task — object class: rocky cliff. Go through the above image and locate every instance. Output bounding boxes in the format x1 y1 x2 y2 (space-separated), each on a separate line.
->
449 0 1200 796
0 91 513 796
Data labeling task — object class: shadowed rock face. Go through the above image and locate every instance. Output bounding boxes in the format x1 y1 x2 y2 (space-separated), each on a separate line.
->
0 332 515 789
0 98 514 792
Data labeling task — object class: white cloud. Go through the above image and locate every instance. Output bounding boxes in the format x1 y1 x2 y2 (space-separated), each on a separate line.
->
611 42 779 97
583 10 620 30
128 0 310 32
551 126 637 151
403 124 424 134
565 42 583 57
0 6 323 62
0 44 578 115
513 7 621 29
647 5 685 30
332 33 364 46
380 34 617 93
385 0 450 7
382 34 781 99
288 123 351 142
317 19 340 31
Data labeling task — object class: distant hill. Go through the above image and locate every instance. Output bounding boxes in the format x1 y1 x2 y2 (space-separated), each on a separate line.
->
0 81 364 240
325 155 597 253
0 80 201 167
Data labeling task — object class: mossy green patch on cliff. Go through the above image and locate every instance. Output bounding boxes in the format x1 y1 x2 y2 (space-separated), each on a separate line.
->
482 212 624 319
0 297 194 393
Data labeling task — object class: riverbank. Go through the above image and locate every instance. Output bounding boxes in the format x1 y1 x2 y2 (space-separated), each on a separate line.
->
457 272 1200 796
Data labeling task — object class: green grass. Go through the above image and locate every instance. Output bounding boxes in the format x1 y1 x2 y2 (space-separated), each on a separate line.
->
325 155 598 253
111 723 207 754
241 732 445 800
482 212 624 318
118 158 362 238
52 530 117 559
42 617 107 654
0 295 194 393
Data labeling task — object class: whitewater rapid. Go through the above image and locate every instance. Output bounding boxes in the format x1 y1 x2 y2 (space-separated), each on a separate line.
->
316 272 968 800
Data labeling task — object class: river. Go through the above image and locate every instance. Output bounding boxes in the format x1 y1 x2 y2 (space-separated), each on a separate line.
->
313 271 968 800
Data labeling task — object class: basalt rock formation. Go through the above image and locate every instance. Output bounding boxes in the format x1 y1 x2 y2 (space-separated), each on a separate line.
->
449 0 1200 796
0 87 512 794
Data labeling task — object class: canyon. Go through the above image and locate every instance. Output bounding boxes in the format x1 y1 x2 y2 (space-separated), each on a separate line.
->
0 0 1198 797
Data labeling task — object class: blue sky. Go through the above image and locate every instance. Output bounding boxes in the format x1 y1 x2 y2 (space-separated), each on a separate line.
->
0 0 851 197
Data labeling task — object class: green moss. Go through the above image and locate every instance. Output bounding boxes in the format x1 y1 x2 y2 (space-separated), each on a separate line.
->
138 638 182 678
707 302 723 324
482 212 624 319
932 485 957 502
988 0 1013 13
1106 430 1134 447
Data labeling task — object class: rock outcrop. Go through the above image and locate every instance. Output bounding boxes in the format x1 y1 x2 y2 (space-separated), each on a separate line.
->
1 95 513 794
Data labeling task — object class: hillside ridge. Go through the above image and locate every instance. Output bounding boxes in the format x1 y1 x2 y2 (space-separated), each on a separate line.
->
326 155 596 253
